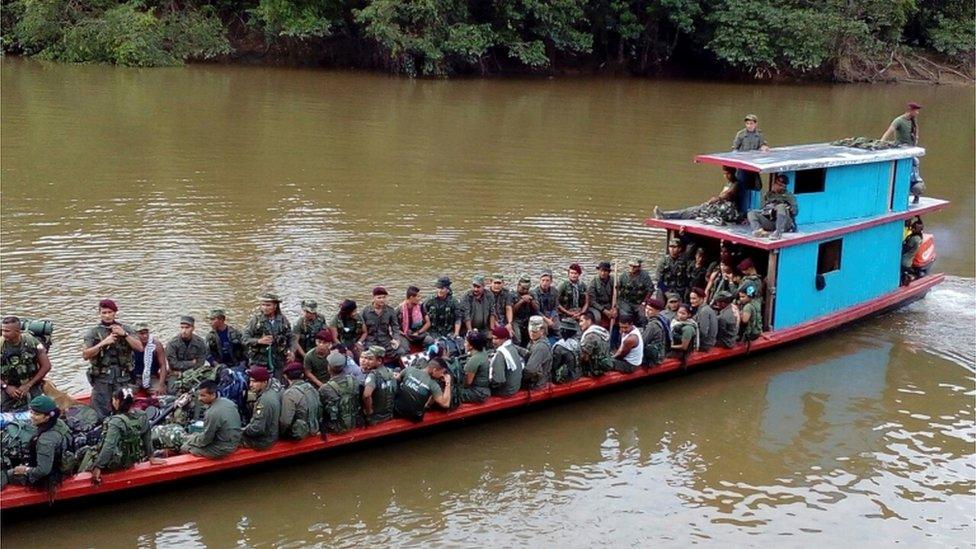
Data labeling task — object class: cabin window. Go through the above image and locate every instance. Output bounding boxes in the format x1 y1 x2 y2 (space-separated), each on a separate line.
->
817 239 842 274
888 161 898 211
794 168 826 194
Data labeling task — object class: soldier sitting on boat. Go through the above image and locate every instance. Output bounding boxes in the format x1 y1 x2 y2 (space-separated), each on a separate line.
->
653 166 741 225
747 173 798 240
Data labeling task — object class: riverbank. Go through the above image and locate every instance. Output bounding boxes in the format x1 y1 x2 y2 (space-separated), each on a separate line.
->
2 0 972 84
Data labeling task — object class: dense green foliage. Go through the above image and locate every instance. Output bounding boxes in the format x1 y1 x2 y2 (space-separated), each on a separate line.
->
2 0 972 79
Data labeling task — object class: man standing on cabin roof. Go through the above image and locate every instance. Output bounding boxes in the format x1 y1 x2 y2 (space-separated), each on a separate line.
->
360 287 403 361
656 240 690 304
556 264 590 324
713 291 739 349
881 102 925 204
461 275 493 334
733 114 770 153
206 309 246 368
82 299 144 420
747 174 797 240
488 274 516 336
241 366 281 450
361 346 397 426
424 277 461 339
689 288 718 352
618 258 655 327
654 166 741 225
243 293 294 377
488 325 524 397
531 270 560 333
165 316 209 394
292 300 327 361
512 275 539 346
587 262 615 325
181 379 242 459
1 316 53 412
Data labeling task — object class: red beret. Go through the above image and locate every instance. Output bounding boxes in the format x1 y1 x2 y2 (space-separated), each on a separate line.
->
907 102 922 110
98 299 118 312
247 366 271 382
491 326 510 340
691 287 707 297
372 286 388 296
644 297 665 309
737 258 755 271
283 361 304 375
314 329 334 343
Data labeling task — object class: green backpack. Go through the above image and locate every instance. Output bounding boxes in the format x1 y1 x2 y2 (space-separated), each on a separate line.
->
324 376 360 434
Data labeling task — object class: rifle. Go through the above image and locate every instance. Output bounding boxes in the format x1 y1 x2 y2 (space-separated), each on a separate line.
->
609 259 618 333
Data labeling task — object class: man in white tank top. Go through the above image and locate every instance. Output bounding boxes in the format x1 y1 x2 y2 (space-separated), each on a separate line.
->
612 314 643 374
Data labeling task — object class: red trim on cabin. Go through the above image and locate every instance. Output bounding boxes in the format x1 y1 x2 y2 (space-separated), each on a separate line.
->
0 274 944 510
644 200 949 251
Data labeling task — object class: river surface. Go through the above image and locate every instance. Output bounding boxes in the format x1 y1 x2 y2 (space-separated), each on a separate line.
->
1 58 973 547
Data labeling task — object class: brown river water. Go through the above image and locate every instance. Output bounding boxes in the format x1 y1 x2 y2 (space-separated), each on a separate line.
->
1 58 974 547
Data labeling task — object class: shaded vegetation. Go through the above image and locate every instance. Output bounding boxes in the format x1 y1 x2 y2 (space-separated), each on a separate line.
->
2 0 972 80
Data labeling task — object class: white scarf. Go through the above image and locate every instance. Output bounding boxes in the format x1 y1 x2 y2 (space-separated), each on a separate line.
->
142 337 156 388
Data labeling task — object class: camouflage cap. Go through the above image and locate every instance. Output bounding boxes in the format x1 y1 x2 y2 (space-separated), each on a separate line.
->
491 273 505 282
363 345 386 358
744 113 758 122
528 315 545 331
301 300 318 312
134 322 150 332
257 293 281 303
518 274 532 285
666 292 681 302
179 315 195 326
472 275 486 286
208 309 226 320
558 318 579 333
628 258 643 267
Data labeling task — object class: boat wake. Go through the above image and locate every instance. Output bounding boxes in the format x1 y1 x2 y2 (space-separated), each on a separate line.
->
888 275 976 373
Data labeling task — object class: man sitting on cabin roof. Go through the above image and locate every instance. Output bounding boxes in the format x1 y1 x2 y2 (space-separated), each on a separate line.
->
747 174 797 240
653 166 740 225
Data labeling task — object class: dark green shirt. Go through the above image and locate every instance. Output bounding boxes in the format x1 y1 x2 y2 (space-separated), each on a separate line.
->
303 349 331 385
83 323 136 374
243 387 281 450
716 306 738 348
293 313 328 353
424 295 461 337
363 305 397 348
462 350 491 399
395 366 442 419
733 128 767 151
618 269 655 306
460 291 494 331
587 275 614 312
890 114 916 146
556 280 587 311
243 313 293 371
187 397 242 458
165 334 208 372
488 289 516 326
330 313 365 348
205 325 246 367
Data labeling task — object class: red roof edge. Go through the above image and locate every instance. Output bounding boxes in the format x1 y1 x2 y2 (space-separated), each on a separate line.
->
694 154 760 173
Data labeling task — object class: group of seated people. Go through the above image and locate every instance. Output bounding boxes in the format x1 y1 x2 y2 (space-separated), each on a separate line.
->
1 238 772 493
654 166 798 241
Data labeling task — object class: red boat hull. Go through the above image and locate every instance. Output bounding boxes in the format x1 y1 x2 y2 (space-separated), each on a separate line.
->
0 274 942 510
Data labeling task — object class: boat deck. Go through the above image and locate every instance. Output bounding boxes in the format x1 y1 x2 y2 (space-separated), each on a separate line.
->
645 197 949 250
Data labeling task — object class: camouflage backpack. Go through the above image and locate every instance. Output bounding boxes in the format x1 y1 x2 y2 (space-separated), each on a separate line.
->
152 423 187 451
324 376 360 434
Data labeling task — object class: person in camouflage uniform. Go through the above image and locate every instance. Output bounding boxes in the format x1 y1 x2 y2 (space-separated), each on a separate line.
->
578 312 613 377
424 277 461 339
586 261 615 325
82 299 145 420
556 263 590 322
511 275 539 346
360 287 402 360
292 300 327 360
165 316 209 394
330 299 365 358
205 309 246 368
1 316 52 412
618 259 655 326
460 276 494 334
243 294 293 377
487 274 516 335
656 240 690 303
530 270 560 334
653 166 740 225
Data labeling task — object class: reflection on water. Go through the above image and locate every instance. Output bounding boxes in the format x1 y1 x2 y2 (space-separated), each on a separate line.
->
1 59 973 546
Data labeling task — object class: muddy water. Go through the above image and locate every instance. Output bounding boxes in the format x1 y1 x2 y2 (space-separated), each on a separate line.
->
1 59 973 546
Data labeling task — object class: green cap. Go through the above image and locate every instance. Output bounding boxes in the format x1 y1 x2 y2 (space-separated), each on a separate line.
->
666 292 681 302
518 274 532 285
713 290 734 302
628 258 643 267
472 275 486 286
257 293 281 303
134 322 150 332
208 309 226 320
301 300 318 312
364 345 386 358
744 114 758 122
179 315 195 327
491 273 505 282
29 395 56 414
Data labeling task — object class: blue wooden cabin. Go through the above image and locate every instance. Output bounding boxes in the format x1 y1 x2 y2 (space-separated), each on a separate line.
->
646 143 949 331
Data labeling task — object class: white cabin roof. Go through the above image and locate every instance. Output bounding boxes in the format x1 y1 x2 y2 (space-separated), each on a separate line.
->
695 143 925 174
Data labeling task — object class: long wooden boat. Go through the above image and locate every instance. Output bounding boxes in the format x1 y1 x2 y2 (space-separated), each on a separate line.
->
1 141 949 510
0 274 944 510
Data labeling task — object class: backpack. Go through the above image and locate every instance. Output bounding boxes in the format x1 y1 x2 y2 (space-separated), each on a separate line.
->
1 421 35 470
551 340 581 384
65 405 101 448
325 376 359 433
217 366 249 420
